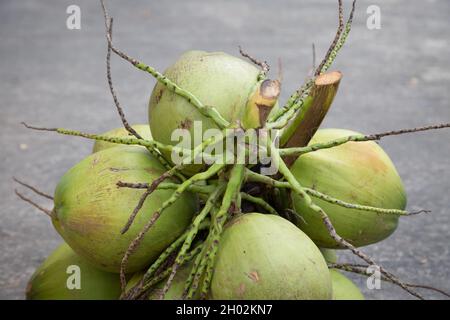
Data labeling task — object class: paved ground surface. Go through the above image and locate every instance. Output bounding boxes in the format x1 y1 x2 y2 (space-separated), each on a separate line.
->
1 0 449 300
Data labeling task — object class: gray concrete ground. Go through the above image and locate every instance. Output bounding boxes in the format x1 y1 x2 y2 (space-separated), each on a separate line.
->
0 0 449 300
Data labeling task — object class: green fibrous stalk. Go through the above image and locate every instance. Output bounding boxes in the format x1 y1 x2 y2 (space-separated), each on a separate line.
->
93 124 152 153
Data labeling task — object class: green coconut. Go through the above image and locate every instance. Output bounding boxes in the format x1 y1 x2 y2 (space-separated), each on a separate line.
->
52 146 197 273
210 213 332 300
330 269 364 300
92 124 152 153
291 128 406 248
148 50 280 174
320 248 338 264
26 243 121 300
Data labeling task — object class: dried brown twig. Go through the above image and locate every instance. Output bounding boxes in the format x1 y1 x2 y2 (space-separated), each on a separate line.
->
315 0 344 75
119 171 174 235
13 177 53 200
329 263 450 299
238 45 270 77
104 17 142 140
15 190 52 217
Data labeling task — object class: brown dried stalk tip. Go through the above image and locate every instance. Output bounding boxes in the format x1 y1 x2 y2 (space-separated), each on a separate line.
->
13 177 53 200
315 0 344 75
105 17 143 140
238 45 270 76
15 189 53 217
367 123 450 141
320 211 424 299
120 209 163 290
329 263 450 299
21 122 57 132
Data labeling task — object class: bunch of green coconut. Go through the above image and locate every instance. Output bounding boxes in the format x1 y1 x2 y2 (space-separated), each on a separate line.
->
21 0 449 301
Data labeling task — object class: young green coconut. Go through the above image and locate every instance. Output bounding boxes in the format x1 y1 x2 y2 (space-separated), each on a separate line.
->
26 243 121 300
52 146 197 273
210 213 332 300
93 124 152 153
291 128 406 248
329 269 364 300
318 249 364 299
148 50 280 175
320 248 338 264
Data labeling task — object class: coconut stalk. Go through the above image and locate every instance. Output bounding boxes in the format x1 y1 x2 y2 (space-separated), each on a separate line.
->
281 70 342 166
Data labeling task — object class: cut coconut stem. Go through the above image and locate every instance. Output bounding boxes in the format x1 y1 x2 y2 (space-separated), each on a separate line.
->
244 79 281 129
267 78 313 124
281 71 342 166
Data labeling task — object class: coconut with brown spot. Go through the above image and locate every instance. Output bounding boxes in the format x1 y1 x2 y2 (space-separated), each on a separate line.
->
210 213 332 300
